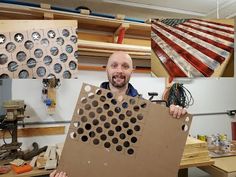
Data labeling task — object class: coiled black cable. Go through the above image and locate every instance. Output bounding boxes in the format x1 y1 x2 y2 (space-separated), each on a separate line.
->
166 83 194 108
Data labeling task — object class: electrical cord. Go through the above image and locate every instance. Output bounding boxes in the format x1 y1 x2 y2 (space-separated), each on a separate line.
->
166 83 194 108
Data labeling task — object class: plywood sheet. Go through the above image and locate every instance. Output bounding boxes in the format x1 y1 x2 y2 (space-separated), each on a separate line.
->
58 83 192 177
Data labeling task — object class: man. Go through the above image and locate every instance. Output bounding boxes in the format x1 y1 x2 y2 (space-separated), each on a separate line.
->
50 51 187 177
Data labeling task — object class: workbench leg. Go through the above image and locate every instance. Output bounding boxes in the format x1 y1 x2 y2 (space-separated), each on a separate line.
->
178 168 188 177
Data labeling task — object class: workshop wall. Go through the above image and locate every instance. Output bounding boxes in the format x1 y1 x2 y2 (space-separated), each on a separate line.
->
11 71 165 149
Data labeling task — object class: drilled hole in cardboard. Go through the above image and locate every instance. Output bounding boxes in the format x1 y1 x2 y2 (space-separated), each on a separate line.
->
134 125 141 132
47 30 56 38
129 99 135 105
123 141 130 148
100 134 107 141
92 100 99 107
89 131 96 138
127 129 133 136
14 33 24 43
96 89 102 95
85 123 92 130
127 148 134 155
27 58 36 68
88 93 95 99
122 102 128 109
84 85 91 92
131 137 137 143
56 37 64 46
24 40 34 50
59 53 68 62
100 115 106 122
107 92 113 99
104 122 111 129
93 138 100 145
111 99 117 105
81 116 87 123
140 102 147 108
119 133 126 140
19 70 29 78
66 44 73 54
16 51 27 62
63 70 71 79
36 67 46 77
8 61 18 72
111 118 118 125
108 130 114 136
116 145 122 152
32 32 41 41
69 61 77 70
77 108 84 115
89 112 95 118
107 110 114 117
81 97 87 104
182 124 188 132
34 48 43 58
126 110 132 117
104 142 111 148
74 122 80 127
41 38 49 47
115 107 121 113
123 122 129 128
0 74 9 79
115 126 122 132
81 135 88 142
103 103 110 110
119 114 125 120
77 128 84 134
100 96 106 102
70 132 76 139
133 105 140 112
54 63 62 73
62 29 70 37
92 119 99 126
130 117 137 124
96 127 103 133
43 55 52 66
84 104 91 110
0 54 8 65
137 114 144 121
112 138 118 144
96 107 102 114
5 42 16 53
70 35 77 43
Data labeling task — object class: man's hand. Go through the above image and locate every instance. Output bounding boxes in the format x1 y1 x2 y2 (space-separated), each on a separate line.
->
169 104 187 119
50 170 68 177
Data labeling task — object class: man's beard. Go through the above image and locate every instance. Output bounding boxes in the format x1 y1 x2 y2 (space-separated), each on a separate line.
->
109 73 130 88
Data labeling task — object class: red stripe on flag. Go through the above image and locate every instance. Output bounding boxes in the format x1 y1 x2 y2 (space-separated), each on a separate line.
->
175 26 233 53
151 39 187 77
182 23 234 43
152 28 214 77
189 21 234 34
193 19 234 28
154 22 225 64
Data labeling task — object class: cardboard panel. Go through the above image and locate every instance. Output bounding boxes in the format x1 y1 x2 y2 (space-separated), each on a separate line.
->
58 83 192 177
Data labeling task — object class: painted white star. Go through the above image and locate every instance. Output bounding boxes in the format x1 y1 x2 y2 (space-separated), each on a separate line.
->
16 35 23 42
0 36 5 44
48 32 55 38
32 33 40 40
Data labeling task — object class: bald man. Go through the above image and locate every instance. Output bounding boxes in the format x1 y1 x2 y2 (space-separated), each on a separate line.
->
50 51 186 177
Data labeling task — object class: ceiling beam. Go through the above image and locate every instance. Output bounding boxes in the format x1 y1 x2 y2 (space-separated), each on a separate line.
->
102 0 205 16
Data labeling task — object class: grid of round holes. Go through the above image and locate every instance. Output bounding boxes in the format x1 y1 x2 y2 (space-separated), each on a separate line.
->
0 28 78 79
70 85 148 156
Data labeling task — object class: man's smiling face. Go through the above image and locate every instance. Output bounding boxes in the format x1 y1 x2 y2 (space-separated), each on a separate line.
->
106 51 133 89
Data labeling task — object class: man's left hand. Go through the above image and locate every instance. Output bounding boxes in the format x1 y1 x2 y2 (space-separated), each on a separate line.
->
169 104 187 119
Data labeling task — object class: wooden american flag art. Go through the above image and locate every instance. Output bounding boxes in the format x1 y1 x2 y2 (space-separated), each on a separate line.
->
151 19 234 77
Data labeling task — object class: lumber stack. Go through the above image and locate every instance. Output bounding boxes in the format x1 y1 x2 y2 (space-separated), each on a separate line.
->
180 137 212 166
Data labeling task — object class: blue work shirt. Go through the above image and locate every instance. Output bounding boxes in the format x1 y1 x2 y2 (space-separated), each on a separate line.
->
100 82 139 97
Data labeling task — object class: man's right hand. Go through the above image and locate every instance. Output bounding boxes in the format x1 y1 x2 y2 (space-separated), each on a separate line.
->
50 170 68 177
